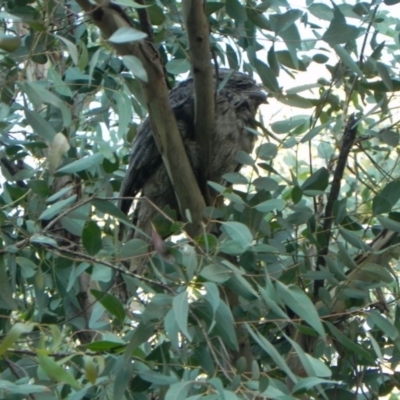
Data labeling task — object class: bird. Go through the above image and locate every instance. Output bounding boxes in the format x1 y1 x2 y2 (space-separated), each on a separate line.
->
118 69 266 239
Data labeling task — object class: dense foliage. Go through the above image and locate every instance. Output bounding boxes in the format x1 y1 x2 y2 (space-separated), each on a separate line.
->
1 0 400 399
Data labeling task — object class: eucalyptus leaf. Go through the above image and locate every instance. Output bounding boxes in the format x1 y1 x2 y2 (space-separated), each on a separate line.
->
301 167 329 193
276 282 326 339
108 27 147 43
57 153 104 174
173 290 191 341
91 289 125 322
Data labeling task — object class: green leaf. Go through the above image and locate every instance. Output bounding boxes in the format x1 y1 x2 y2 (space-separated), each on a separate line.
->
91 289 126 322
195 233 218 252
0 381 48 395
252 176 279 191
226 273 259 301
259 286 289 321
339 227 370 251
205 2 224 16
301 167 329 193
201 264 232 283
166 58 190 75
37 353 81 389
361 262 394 283
84 356 98 384
225 0 246 22
83 340 125 352
0 35 21 52
278 94 313 109
267 45 279 76
377 62 394 91
221 221 253 253
325 321 375 363
247 11 271 31
361 79 400 92
253 60 280 93
308 3 333 21
214 300 238 350
120 238 149 259
276 282 326 339
332 44 364 78
377 216 400 233
178 245 197 280
56 35 78 65
337 241 358 270
39 194 77 220
222 172 248 184
22 82 71 126
0 257 18 309
114 361 134 400
379 129 399 147
271 118 307 134
300 124 328 143
30 234 57 246
226 43 239 70
0 323 34 356
139 370 178 385
373 180 400 215
108 27 147 43
122 55 148 82
283 332 332 378
113 0 151 7
82 221 102 255
313 53 329 64
368 310 399 340
164 309 180 350
255 199 285 213
291 186 302 204
274 9 302 34
293 377 337 394
57 153 104 174
384 0 400 5
92 199 129 222
115 91 132 137
323 24 360 45
16 256 37 278
203 282 220 314
173 290 191 341
286 206 314 226
245 323 298 383
234 150 255 165
165 382 192 400
46 186 73 203
24 109 56 142
257 143 278 160
322 6 360 44
48 67 72 98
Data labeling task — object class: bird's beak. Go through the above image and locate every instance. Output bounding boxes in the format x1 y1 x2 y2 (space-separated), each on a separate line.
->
248 90 268 104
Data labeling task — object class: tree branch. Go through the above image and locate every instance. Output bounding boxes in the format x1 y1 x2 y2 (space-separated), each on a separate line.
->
134 0 154 43
75 0 205 237
182 0 214 202
314 114 358 297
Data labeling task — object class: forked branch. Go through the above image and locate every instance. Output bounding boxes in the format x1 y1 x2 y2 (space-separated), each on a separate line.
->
75 0 206 237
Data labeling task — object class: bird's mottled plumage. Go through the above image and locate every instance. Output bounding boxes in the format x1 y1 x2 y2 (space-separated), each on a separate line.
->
119 70 266 236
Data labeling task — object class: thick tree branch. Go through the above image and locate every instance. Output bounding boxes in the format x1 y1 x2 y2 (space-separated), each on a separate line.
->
75 0 205 237
182 0 214 202
314 114 358 296
134 0 154 43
